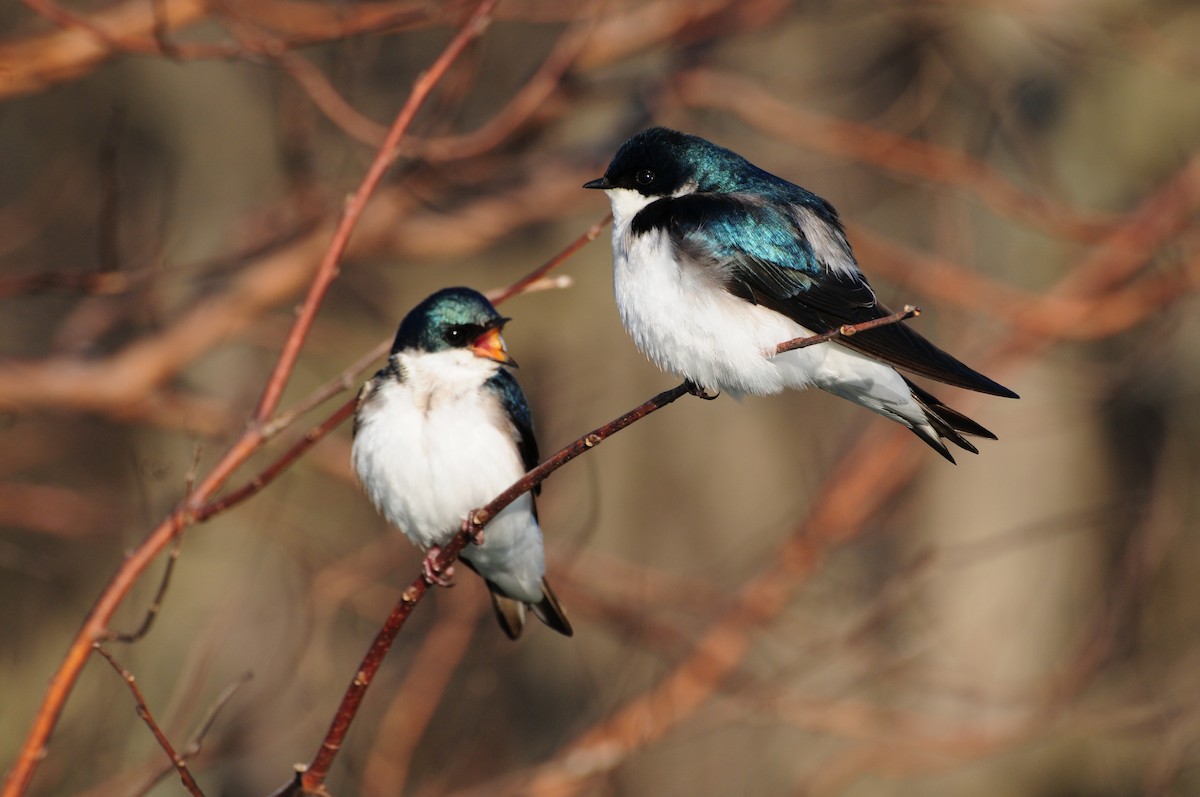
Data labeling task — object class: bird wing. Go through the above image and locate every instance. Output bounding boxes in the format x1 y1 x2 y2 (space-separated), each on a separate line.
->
486 369 541 496
643 192 1017 398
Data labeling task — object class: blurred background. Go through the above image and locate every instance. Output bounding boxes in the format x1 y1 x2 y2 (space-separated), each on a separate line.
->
2 1 1199 795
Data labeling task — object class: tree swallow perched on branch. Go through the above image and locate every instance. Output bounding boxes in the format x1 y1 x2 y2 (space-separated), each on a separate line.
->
584 127 1018 462
351 287 572 639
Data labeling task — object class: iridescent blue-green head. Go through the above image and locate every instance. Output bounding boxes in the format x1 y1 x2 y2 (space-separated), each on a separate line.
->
583 126 776 197
392 287 514 364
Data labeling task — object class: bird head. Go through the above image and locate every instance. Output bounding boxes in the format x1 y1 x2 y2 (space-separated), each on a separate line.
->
583 126 762 200
391 287 516 366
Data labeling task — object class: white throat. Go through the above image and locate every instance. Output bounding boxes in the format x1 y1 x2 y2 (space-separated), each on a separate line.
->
604 187 657 229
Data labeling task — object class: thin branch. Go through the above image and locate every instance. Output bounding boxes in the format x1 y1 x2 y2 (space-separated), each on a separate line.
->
195 399 356 522
361 596 484 792
489 213 610 306
774 305 920 355
93 645 205 797
100 535 182 643
674 68 1117 241
132 672 254 797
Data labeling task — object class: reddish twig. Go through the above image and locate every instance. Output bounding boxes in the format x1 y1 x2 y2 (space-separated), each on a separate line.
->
93 645 206 797
100 534 182 644
362 597 484 792
774 305 920 355
194 399 357 521
673 69 1116 242
489 212 611 306
132 672 253 797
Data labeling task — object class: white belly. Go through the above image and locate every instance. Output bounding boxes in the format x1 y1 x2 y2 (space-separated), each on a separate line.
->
604 188 930 432
351 371 546 601
612 223 829 396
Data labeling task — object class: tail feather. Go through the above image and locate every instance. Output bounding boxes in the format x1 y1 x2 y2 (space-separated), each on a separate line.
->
488 591 527 640
530 578 574 637
903 378 997 464
486 578 573 640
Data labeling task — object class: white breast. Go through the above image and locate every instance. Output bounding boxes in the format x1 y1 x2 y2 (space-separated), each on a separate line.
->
607 190 825 396
603 187 934 434
351 350 546 601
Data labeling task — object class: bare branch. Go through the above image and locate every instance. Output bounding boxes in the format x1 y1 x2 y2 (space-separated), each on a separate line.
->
132 673 254 797
93 645 206 797
774 305 920 355
100 534 182 644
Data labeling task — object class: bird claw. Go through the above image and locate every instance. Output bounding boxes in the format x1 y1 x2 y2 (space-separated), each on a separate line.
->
421 547 456 587
466 510 487 546
684 380 720 400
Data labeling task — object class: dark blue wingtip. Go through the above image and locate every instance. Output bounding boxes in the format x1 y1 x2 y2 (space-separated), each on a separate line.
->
978 376 1020 399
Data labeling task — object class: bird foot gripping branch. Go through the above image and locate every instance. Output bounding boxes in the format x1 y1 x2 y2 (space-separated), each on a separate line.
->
684 380 720 400
420 547 456 588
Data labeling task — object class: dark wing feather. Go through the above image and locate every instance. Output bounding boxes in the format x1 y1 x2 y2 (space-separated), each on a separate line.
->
486 369 541 496
647 193 1018 398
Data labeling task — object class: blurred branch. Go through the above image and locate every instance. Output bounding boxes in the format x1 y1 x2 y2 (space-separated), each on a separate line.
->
1 0 443 100
4 0 784 103
264 17 594 155
851 219 1200 341
574 0 787 70
93 645 206 797
5 0 213 98
402 21 594 161
674 69 1117 241
0 483 120 538
133 672 254 797
0 268 144 298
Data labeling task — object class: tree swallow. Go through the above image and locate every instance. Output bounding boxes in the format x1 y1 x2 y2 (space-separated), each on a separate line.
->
351 287 572 639
584 127 1018 462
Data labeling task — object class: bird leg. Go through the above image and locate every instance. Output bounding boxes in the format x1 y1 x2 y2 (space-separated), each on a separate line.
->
684 379 720 400
421 546 456 587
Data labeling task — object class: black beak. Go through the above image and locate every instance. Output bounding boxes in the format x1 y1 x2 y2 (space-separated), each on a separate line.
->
582 177 611 190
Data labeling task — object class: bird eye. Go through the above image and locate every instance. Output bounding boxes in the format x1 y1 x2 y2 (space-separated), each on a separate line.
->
635 169 655 186
443 326 465 345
